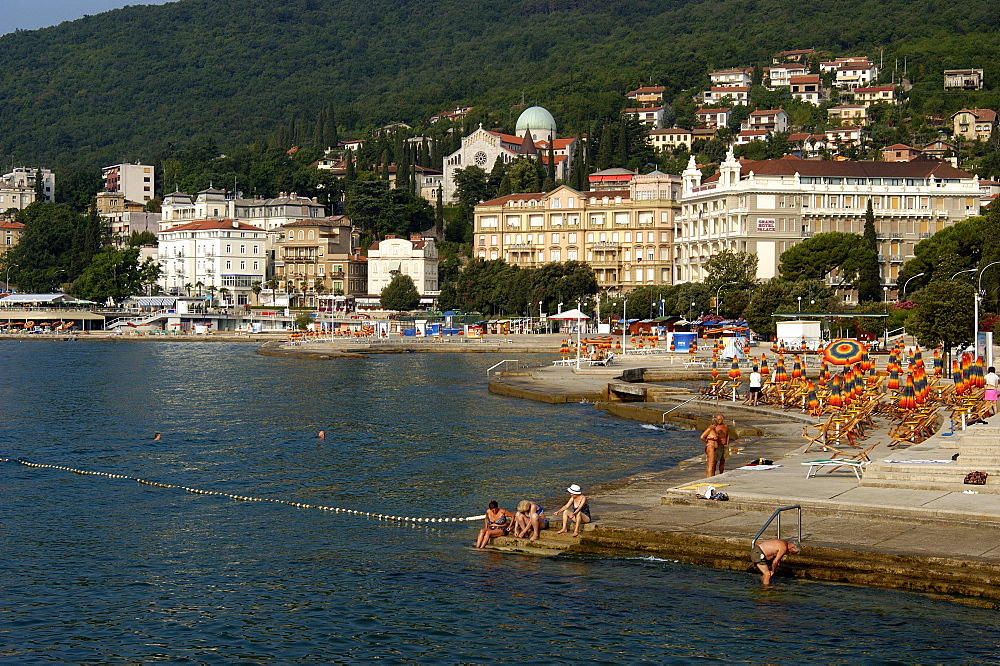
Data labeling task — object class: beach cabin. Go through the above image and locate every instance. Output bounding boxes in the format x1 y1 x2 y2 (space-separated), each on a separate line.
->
777 320 822 351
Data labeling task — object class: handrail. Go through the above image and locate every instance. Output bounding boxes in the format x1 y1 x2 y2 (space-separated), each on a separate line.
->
486 359 520 377
751 504 802 550
661 396 700 422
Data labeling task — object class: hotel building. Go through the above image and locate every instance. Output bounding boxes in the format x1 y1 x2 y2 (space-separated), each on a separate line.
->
676 149 981 300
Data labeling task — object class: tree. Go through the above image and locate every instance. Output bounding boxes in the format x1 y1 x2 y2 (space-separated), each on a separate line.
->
380 273 420 311
856 201 882 302
907 281 975 364
128 230 158 246
71 247 158 304
778 232 876 284
294 312 313 330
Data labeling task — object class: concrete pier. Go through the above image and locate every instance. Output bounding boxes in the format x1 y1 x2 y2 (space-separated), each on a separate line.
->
487 354 1000 604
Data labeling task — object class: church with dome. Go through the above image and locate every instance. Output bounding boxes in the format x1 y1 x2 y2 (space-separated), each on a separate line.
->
441 106 578 201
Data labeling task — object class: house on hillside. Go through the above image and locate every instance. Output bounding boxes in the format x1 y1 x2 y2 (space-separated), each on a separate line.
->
952 108 998 141
626 86 665 106
827 105 869 127
765 64 808 88
696 108 732 129
853 86 897 106
882 144 922 162
702 86 749 105
624 106 664 128
790 75 823 105
944 69 984 91
741 109 789 133
772 48 814 64
647 128 692 151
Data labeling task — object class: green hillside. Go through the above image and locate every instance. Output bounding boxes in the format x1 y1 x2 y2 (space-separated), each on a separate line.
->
1 0 999 168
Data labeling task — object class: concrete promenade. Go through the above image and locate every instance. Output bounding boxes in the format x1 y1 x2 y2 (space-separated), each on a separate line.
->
486 351 1000 604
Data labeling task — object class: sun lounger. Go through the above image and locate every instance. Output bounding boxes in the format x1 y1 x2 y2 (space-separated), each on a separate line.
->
802 459 869 480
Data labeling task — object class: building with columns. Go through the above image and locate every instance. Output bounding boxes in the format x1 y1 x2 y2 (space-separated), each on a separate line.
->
473 172 681 292
676 149 981 301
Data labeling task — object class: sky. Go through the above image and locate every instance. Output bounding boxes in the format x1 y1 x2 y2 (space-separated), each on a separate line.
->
3 0 172 35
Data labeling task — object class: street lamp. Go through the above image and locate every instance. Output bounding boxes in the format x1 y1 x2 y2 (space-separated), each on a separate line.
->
975 261 1000 359
883 286 889 303
716 281 737 316
797 295 802 312
5 264 17 293
901 272 925 298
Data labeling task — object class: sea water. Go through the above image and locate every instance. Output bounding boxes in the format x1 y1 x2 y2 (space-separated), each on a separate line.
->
2 341 999 662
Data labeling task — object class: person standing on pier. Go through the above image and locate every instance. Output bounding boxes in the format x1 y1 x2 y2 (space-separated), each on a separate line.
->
713 415 731 474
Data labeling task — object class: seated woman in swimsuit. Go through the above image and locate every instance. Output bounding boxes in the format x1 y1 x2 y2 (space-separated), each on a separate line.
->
512 500 548 541
475 500 515 548
552 484 591 537
700 421 720 478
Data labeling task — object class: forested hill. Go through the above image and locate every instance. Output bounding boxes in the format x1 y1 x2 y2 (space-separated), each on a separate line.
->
1 0 999 167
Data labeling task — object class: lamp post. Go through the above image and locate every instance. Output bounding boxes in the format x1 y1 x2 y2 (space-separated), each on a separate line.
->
975 261 1000 359
797 295 802 312
953 268 977 357
5 264 17 293
901 272 925 299
883 286 888 304
622 297 627 355
716 281 737 316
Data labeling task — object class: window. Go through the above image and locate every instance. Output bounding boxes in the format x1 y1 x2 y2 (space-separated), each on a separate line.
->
254 262 260 271
550 214 563 226
240 261 246 270
551 249 561 261
568 233 577 243
551 233 560 243
529 214 543 227
479 235 486 246
567 249 578 260
491 235 498 245
226 261 232 269
587 233 595 242
226 244 232 253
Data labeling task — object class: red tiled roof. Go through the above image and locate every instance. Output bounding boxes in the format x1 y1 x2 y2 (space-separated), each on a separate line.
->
160 219 265 233
479 193 543 206
789 75 821 83
788 133 812 142
697 108 731 114
883 144 917 150
739 129 769 137
627 86 665 96
731 157 972 179
0 221 25 230
749 109 784 116
625 106 663 113
854 86 895 93
954 108 999 122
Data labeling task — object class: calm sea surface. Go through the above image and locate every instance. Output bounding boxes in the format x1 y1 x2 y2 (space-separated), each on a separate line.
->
2 341 999 662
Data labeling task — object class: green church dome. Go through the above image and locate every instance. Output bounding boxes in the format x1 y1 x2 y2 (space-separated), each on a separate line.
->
515 106 557 134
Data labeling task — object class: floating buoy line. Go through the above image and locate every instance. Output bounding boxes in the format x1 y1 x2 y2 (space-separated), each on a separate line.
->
1 458 485 524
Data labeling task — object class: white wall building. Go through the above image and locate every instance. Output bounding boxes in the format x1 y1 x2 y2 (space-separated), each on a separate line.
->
676 149 981 300
442 106 577 202
161 188 326 275
0 167 55 208
367 234 439 296
103 163 154 203
157 219 267 304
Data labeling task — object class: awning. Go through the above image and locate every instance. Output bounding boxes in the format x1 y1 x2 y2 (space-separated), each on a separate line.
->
134 296 177 307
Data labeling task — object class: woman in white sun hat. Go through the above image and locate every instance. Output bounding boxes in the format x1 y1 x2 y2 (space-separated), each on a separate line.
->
552 484 591 537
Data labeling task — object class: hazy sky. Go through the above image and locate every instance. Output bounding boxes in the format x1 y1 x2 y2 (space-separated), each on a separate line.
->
3 1 172 35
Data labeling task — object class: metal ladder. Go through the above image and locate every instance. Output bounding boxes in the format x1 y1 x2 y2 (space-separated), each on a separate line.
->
751 504 802 550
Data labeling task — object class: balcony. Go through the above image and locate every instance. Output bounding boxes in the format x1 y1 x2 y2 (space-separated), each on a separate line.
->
508 243 535 250
876 232 904 240
591 257 622 268
919 232 932 238
592 241 620 249
890 254 904 263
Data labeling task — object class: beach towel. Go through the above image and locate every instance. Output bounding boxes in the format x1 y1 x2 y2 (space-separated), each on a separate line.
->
737 464 783 470
677 482 731 491
882 459 953 464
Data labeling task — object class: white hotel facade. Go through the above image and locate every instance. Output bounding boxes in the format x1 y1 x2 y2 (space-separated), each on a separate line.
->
676 149 981 300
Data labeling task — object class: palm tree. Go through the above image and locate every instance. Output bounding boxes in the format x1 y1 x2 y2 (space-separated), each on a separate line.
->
207 284 217 308
195 281 205 297
218 287 230 309
184 282 193 297
251 281 262 307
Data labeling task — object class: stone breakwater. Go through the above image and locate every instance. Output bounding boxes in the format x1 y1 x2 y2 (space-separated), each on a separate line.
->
487 359 1000 605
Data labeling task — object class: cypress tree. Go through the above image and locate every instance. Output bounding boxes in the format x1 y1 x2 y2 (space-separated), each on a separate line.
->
614 122 628 167
547 142 556 183
33 169 45 202
435 187 444 233
596 124 612 170
857 200 882 302
346 154 356 181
